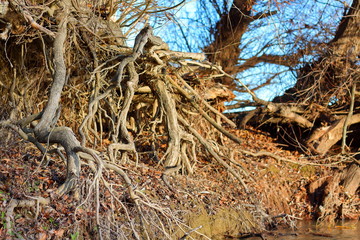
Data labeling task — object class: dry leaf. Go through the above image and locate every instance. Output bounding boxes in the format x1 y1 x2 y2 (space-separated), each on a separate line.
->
38 232 47 240
54 229 65 237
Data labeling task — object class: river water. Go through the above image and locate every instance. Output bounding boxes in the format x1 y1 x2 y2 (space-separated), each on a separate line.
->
242 221 359 240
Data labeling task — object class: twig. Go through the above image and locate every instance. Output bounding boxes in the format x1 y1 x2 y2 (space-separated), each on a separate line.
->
179 225 203 240
157 51 205 61
175 73 236 127
240 149 349 166
167 75 242 144
178 115 249 191
213 65 269 105
9 0 55 38
342 82 356 153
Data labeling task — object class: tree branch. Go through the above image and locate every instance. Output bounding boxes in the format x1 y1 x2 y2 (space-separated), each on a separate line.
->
236 53 300 73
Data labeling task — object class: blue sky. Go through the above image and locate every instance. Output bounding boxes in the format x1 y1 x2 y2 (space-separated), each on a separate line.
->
152 0 349 106
117 0 350 108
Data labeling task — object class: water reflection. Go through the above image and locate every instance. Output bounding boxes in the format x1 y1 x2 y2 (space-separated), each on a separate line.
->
290 221 359 240
235 221 359 240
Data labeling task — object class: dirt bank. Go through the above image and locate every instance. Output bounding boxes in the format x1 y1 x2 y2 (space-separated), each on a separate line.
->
1 126 358 239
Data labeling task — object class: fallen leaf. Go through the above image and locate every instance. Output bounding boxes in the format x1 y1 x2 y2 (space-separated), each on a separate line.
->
54 229 65 237
15 218 26 224
38 232 47 240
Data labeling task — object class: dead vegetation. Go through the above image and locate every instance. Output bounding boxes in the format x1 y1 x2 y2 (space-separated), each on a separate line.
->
0 0 266 238
0 0 359 239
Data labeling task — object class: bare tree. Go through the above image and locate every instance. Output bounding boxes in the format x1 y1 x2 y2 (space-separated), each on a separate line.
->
194 0 360 224
198 0 359 156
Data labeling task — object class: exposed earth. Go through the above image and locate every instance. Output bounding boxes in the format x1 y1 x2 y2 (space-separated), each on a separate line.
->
1 125 358 239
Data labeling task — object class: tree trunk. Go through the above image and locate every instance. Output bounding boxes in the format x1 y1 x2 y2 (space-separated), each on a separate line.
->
331 0 360 58
269 0 360 155
276 0 360 105
204 0 256 87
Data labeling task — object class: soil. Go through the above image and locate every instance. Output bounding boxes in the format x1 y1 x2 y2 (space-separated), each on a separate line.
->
1 126 358 239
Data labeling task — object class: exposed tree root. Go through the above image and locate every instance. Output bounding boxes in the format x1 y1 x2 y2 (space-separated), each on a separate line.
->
5 197 50 237
3 1 342 238
0 2 258 237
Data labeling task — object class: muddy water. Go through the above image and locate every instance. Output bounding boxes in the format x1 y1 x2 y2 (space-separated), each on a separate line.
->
184 206 359 239
244 221 360 240
290 221 359 240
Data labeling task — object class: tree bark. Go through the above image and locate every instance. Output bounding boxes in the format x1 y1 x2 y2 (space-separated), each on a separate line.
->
33 2 81 195
265 0 360 155
204 0 256 87
330 0 360 58
276 0 360 104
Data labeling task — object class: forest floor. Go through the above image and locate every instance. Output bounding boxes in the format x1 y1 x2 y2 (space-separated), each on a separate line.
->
0 126 358 239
